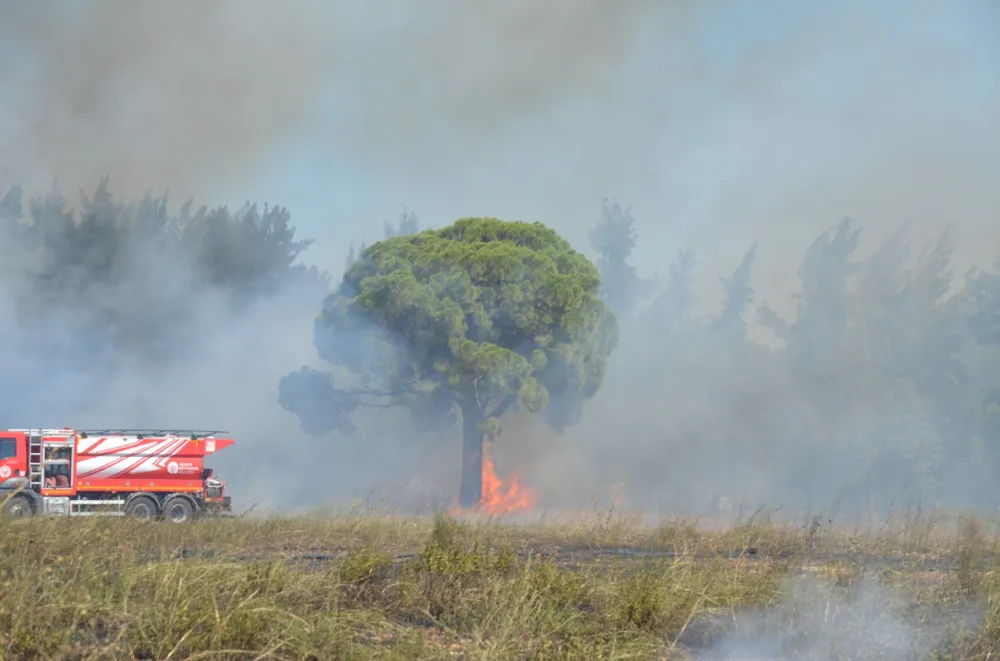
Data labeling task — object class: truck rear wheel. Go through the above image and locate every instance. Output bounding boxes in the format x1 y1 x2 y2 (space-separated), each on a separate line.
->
125 495 158 520
1 495 32 519
163 496 195 523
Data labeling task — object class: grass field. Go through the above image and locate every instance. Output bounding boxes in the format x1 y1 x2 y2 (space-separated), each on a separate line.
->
4 504 1000 660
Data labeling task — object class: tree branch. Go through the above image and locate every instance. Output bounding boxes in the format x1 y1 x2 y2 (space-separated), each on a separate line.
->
473 376 485 411
487 394 516 419
340 377 420 399
361 401 405 409
342 386 411 398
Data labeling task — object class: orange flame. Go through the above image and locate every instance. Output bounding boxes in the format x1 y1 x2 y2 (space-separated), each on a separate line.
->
450 442 537 516
480 443 537 515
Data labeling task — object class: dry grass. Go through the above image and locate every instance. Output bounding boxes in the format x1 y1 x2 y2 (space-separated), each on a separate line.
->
2 505 1000 659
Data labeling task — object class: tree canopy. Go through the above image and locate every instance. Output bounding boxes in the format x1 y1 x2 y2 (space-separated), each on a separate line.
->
279 217 619 506
589 198 650 317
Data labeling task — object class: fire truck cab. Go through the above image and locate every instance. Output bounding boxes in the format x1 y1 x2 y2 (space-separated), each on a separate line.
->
0 428 234 522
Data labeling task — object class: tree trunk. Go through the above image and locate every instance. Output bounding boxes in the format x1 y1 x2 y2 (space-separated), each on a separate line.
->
458 402 485 509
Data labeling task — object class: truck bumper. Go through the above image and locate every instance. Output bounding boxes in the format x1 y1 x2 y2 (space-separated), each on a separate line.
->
202 495 232 514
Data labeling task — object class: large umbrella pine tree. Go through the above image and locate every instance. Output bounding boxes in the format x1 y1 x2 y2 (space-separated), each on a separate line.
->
278 217 619 508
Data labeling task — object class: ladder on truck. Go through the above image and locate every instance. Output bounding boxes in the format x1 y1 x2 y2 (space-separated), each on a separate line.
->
27 430 43 491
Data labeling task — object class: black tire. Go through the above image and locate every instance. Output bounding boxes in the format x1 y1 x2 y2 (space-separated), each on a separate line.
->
124 495 158 520
1 495 32 519
162 496 195 524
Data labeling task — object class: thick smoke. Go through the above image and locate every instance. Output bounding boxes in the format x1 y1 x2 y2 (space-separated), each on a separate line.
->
2 1 1000 520
0 183 333 511
447 0 1000 521
0 0 699 511
0 0 698 200
0 1 340 201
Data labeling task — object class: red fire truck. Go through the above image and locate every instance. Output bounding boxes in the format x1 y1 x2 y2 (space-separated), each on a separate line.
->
0 428 234 522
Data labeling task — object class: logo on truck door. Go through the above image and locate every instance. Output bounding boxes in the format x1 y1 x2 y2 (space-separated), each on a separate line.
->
0 465 10 479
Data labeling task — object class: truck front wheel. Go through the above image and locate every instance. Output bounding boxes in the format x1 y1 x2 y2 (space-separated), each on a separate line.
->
162 496 195 524
1 495 32 519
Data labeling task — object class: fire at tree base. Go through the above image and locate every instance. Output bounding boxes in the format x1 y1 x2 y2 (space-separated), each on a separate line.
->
448 443 537 518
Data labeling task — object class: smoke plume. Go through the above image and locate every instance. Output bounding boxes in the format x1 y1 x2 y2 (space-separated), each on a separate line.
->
691 575 980 660
1 1 1000 520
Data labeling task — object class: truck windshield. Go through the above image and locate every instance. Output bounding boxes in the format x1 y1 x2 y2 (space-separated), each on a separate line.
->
0 437 16 460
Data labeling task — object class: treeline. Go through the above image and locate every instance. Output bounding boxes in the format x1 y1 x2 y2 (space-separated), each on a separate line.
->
0 179 328 424
589 199 1000 517
0 178 326 361
3 178 1000 515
